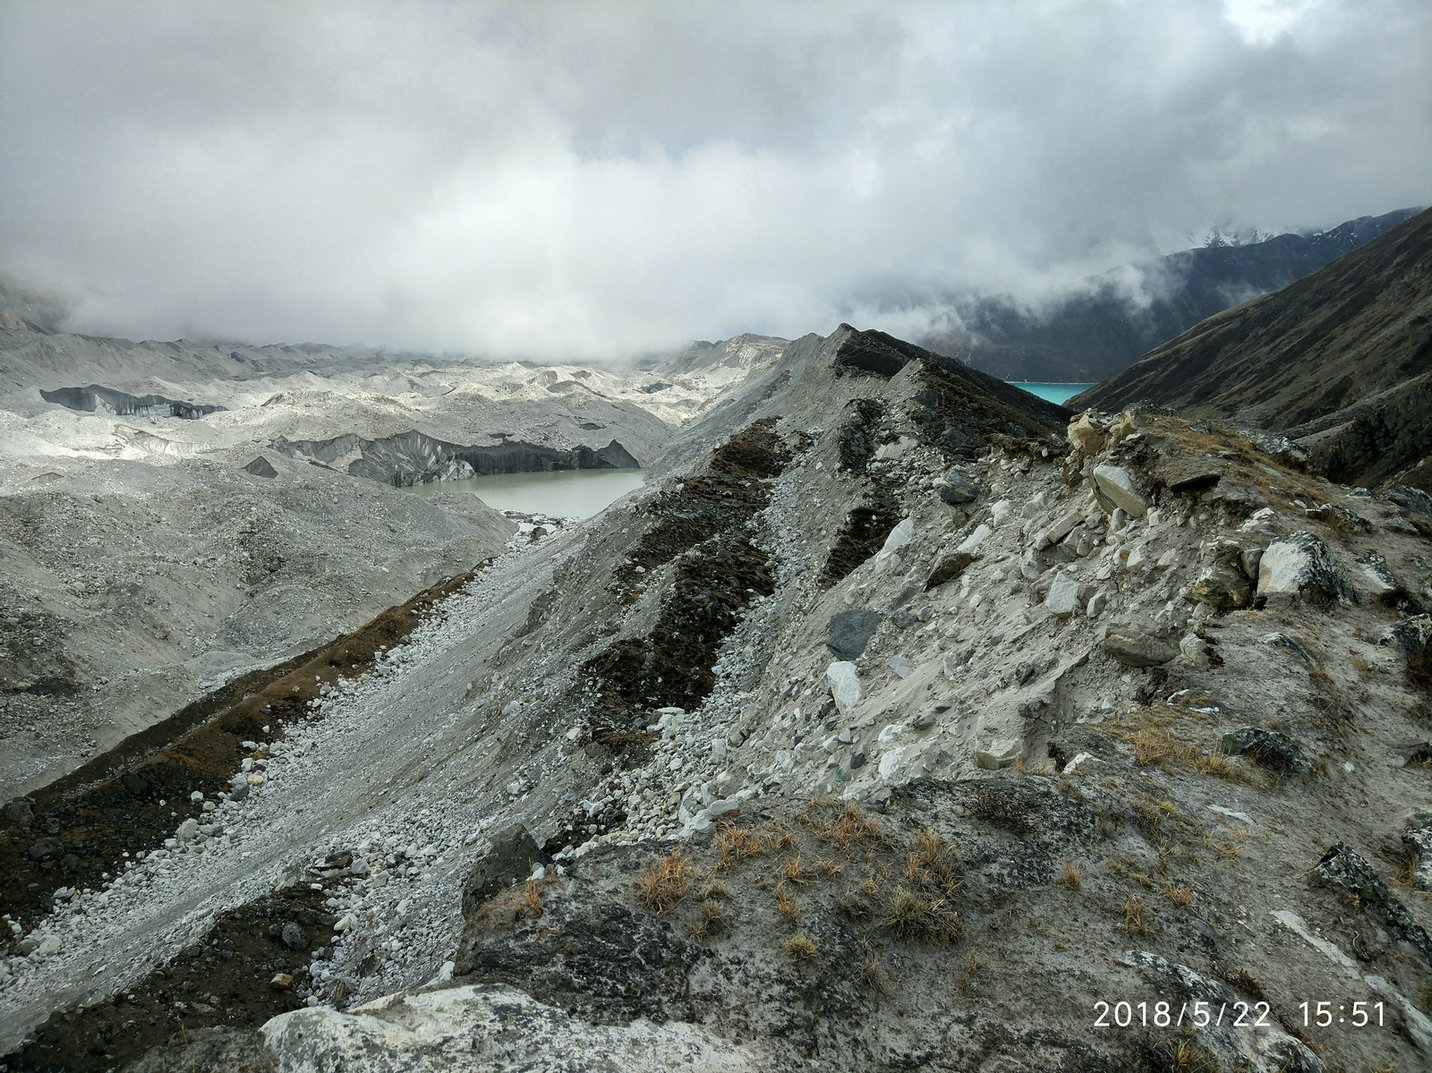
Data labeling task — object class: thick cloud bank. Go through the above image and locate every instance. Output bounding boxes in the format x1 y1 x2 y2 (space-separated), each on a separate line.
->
1 0 1428 359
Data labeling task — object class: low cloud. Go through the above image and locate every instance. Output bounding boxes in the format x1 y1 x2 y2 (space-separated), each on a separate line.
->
0 0 1427 360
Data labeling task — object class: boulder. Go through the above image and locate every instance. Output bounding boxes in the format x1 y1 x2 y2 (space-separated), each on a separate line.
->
1219 726 1312 775
937 469 980 505
973 709 1022 770
1101 624 1177 667
1256 532 1355 606
1043 572 1082 618
262 984 759 1072
955 523 992 555
824 662 863 714
825 609 883 660
243 456 278 478
1091 465 1147 518
1067 412 1104 455
874 518 915 572
1316 842 1432 965
459 824 549 917
925 550 976 590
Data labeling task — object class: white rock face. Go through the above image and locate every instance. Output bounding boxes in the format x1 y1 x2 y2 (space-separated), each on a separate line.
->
1092 465 1147 517
956 523 992 555
973 710 1022 770
1044 571 1081 617
262 983 760 1072
824 661 863 714
874 517 915 571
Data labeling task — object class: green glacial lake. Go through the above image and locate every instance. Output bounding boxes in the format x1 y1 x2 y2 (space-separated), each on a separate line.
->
1007 382 1094 406
402 467 647 518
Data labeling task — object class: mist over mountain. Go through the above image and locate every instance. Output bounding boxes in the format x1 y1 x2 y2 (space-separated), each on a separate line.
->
918 207 1421 382
1074 206 1432 491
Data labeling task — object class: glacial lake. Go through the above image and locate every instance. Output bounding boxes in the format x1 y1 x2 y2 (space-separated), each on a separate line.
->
1007 382 1094 406
402 467 647 518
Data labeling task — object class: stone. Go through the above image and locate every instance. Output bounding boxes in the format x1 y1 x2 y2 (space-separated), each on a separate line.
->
874 517 914 571
1219 726 1313 775
825 609 883 660
1193 564 1253 612
824 662 863 715
1256 532 1355 606
937 469 980 505
4 798 34 824
973 709 1022 770
243 456 278 478
1091 465 1147 518
177 818 199 842
281 922 310 951
459 824 549 917
955 523 991 555
886 656 914 679
27 837 62 861
925 550 976 590
1086 591 1109 617
34 935 61 957
1043 571 1081 617
1067 412 1104 454
262 984 760 1073
270 973 293 990
228 776 250 803
1316 842 1432 965
1040 511 1081 549
1101 624 1177 667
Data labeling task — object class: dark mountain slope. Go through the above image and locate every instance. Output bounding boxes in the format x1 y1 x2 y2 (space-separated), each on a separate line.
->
1071 207 1432 490
920 207 1419 382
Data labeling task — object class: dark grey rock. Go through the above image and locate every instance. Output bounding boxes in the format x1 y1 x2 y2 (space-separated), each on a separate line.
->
122 1027 277 1073
3 798 34 825
925 550 976 591
281 922 310 951
1219 726 1313 775
243 456 278 478
1316 842 1432 965
27 837 63 861
825 609 883 660
937 469 980 505
460 824 549 917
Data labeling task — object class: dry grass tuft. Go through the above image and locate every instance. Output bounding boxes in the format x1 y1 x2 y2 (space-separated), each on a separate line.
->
1163 883 1193 906
1062 862 1081 889
1123 895 1150 934
638 846 693 915
885 885 963 942
774 880 802 920
784 935 818 960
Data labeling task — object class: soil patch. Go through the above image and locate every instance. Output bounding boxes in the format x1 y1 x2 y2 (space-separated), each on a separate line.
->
4 884 334 1072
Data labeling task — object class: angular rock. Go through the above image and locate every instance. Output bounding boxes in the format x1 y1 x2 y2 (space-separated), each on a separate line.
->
955 523 991 555
825 609 883 660
281 922 310 951
460 824 549 917
925 550 975 591
874 517 914 571
937 469 980 505
243 456 278 478
1092 465 1147 518
1043 571 1081 618
1101 624 1177 667
1193 564 1253 612
824 661 862 715
973 709 1022 770
27 837 63 861
263 984 759 1072
1316 842 1432 965
1256 532 1355 606
1067 412 1104 455
1219 726 1312 775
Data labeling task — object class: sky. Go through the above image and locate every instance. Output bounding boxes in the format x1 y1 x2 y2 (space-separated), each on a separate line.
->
1 0 1428 361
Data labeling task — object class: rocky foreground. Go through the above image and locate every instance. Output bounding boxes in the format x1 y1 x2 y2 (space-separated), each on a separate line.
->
1 326 1430 1071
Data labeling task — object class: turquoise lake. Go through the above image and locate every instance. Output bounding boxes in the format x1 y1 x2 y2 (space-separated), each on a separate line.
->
1007 382 1094 406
